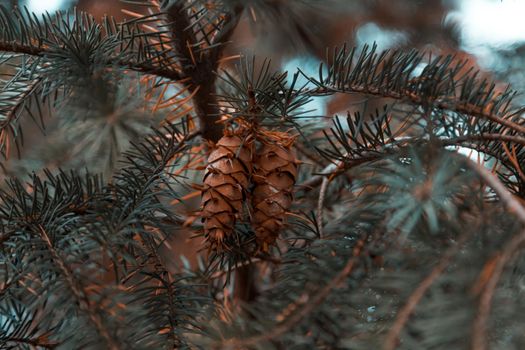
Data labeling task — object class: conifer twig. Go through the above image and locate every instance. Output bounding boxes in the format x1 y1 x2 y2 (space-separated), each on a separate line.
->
0 76 42 157
165 2 244 142
317 177 329 238
0 42 185 81
309 85 525 135
217 237 367 349
2 337 58 349
383 230 473 350
37 226 120 350
464 158 525 350
443 133 525 146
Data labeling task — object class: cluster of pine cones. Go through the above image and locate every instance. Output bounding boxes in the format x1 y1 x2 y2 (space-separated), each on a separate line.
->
200 125 298 253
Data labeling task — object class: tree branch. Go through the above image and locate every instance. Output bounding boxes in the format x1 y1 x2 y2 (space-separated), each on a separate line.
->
37 226 120 350
2 336 58 349
464 159 525 350
0 76 42 158
299 131 525 194
217 237 367 349
311 86 525 135
317 177 329 239
0 42 186 81
383 230 473 350
165 3 243 142
442 133 525 147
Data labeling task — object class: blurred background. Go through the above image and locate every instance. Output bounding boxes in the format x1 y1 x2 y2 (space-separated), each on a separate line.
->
2 0 523 181
2 0 524 215
1 0 524 274
4 0 524 125
2 0 525 183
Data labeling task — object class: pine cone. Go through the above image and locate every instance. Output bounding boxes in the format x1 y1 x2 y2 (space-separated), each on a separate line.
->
252 133 298 250
201 129 253 251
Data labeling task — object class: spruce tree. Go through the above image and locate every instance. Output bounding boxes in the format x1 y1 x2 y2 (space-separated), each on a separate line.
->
1 1 525 349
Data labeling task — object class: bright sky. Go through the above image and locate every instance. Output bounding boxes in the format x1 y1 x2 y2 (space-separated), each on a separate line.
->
26 0 66 15
451 0 525 49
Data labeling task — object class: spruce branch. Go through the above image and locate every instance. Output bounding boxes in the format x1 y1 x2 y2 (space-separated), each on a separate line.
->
217 236 367 349
0 39 185 82
465 158 525 350
300 104 525 197
0 5 186 83
0 73 42 158
304 45 525 134
384 230 472 350
0 303 59 349
1 336 57 349
442 133 525 147
164 1 244 142
0 123 203 348
37 225 121 350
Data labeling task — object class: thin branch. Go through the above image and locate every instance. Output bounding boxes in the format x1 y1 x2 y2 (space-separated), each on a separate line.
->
383 230 473 350
298 155 378 192
37 226 120 350
312 86 525 135
0 42 185 81
0 76 42 158
470 231 525 350
465 159 525 350
217 237 367 349
2 336 58 349
299 131 525 193
466 158 525 222
317 177 329 239
443 133 525 147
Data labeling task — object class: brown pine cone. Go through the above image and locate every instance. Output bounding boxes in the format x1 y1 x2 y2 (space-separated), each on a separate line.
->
252 133 298 251
201 129 253 251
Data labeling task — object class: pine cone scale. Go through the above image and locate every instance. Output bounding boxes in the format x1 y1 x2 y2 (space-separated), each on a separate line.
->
201 129 253 250
251 133 298 249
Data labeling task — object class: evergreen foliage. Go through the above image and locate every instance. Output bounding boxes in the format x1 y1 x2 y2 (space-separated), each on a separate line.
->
1 1 525 349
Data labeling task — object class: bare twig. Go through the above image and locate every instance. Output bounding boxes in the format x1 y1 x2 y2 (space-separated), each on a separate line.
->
317 177 329 238
298 156 377 192
470 229 525 350
466 158 525 222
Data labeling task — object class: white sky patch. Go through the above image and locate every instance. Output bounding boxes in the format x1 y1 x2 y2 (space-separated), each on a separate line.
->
356 23 407 50
26 0 66 15
450 0 525 49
